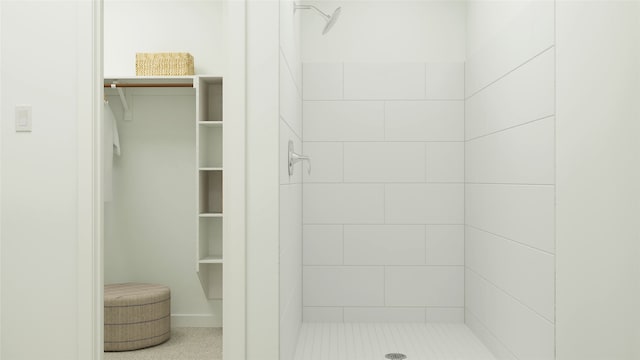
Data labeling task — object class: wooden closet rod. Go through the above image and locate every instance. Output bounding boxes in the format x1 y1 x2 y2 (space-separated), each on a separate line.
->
104 83 193 88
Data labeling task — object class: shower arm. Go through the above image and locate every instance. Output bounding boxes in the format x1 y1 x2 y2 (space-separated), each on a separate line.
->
294 4 331 21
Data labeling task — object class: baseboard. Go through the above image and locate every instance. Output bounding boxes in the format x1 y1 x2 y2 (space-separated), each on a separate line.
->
171 314 222 328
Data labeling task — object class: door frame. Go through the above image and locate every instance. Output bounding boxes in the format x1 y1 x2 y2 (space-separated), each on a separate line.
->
80 1 247 359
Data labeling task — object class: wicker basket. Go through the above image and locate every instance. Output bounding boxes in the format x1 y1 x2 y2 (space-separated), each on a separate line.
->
136 52 194 76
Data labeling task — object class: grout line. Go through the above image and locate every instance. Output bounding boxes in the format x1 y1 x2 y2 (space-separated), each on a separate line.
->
298 47 305 325
465 114 554 142
424 63 428 99
383 185 386 224
342 225 345 265
341 62 345 100
279 47 302 99
383 265 387 307
342 142 345 183
553 2 558 356
302 181 554 186
465 266 555 325
303 223 465 226
303 264 465 268
277 34 283 267
462 182 554 186
279 114 303 143
280 183 301 188
383 101 387 141
302 305 465 309
465 45 555 100
466 224 555 257
463 59 467 321
424 142 428 183
304 181 465 185
425 224 429 265
303 99 464 103
303 140 466 143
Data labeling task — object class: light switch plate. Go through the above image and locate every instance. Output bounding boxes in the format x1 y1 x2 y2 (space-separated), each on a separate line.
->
15 105 32 132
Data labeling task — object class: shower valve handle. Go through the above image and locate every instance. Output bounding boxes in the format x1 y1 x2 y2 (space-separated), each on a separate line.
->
288 140 312 176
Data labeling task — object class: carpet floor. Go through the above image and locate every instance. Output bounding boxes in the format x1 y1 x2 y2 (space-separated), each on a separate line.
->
104 327 222 360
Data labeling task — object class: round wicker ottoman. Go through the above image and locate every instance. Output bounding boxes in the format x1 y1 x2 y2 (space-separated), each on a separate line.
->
104 283 171 351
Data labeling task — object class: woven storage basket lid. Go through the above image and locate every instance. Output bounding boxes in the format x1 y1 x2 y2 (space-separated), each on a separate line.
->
105 283 170 307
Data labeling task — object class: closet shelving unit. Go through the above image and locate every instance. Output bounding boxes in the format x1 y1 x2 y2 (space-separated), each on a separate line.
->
195 76 224 300
104 75 225 300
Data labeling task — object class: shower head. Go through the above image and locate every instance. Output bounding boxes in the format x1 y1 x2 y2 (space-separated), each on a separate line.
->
294 4 342 35
322 7 341 35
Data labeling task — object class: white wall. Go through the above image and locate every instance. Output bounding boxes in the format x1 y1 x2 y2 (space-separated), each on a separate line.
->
556 1 640 359
465 1 556 359
279 1 303 360
301 1 466 63
246 1 280 359
220 3 247 358
104 0 225 76
0 1 94 358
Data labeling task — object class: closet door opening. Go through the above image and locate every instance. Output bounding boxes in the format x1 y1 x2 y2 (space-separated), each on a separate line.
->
101 2 228 359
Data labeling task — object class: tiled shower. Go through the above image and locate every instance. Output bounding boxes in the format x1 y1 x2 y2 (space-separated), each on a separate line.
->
302 62 466 322
279 1 557 359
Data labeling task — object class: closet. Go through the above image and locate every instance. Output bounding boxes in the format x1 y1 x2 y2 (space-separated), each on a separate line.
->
104 75 226 319
102 1 230 357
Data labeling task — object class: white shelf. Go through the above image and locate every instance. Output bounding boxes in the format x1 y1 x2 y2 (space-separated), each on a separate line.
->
105 75 223 83
199 256 223 264
199 213 223 218
200 167 223 171
199 121 223 126
196 74 224 300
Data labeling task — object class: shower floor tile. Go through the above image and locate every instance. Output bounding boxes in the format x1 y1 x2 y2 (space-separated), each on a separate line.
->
293 323 496 360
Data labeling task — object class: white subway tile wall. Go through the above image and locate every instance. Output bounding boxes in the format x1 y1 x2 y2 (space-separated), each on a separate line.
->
303 62 465 322
426 62 465 100
425 142 465 183
465 1 555 97
465 116 555 185
304 266 386 307
303 184 385 224
426 225 465 266
303 63 343 100
426 307 466 323
302 142 343 183
303 225 343 265
465 1 555 358
304 101 385 141
344 63 426 100
385 101 464 141
385 184 464 224
343 225 426 265
385 266 464 307
343 307 426 323
343 142 426 183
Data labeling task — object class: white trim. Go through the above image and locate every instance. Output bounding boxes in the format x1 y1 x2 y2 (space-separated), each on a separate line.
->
246 2 280 359
80 0 103 359
172 314 223 328
0 2 3 358
223 2 248 359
